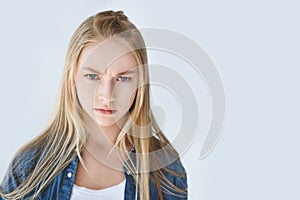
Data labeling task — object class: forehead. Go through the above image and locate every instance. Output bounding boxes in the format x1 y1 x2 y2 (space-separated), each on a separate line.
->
77 39 138 73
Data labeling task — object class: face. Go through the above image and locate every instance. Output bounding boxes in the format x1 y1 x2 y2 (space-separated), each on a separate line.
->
75 39 139 127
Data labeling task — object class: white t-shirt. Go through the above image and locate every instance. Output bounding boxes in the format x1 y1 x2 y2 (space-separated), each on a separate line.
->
70 179 126 200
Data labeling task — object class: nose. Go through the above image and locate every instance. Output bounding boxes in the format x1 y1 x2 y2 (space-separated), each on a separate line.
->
96 78 115 103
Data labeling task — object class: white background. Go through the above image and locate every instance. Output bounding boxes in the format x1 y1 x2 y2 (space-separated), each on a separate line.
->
0 0 299 200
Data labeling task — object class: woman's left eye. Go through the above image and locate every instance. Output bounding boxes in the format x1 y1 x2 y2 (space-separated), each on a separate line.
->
117 76 131 82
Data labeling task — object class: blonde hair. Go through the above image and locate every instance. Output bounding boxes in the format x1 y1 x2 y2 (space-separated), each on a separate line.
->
0 10 187 200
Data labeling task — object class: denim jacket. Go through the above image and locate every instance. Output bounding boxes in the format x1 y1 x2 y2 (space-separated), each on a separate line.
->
0 148 188 200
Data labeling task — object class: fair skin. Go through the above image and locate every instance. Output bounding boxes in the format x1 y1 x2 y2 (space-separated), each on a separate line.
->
74 39 139 189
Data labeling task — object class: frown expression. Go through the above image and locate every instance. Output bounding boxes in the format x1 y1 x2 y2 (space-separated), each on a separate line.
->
75 39 139 127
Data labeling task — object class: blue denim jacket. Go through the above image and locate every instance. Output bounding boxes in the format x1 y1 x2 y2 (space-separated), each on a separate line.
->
0 148 187 200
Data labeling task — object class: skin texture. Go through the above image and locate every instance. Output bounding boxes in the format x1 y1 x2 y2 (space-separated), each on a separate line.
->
74 39 139 189
75 39 139 129
75 39 139 147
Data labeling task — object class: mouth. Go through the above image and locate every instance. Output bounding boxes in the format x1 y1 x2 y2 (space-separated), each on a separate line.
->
95 108 117 115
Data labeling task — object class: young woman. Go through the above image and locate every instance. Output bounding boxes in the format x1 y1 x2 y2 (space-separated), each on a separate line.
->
0 10 188 200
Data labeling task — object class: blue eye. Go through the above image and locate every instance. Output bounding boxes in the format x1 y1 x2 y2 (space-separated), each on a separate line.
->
117 76 131 82
85 74 99 80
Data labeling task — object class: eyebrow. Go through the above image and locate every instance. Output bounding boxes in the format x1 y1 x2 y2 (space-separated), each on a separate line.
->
82 67 101 73
82 66 136 75
115 70 136 76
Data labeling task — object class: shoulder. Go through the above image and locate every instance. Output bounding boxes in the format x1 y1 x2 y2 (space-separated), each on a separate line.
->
162 157 188 189
165 157 186 173
0 146 40 194
148 157 188 200
149 145 188 199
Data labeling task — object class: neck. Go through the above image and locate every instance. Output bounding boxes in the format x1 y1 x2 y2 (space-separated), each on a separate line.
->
82 111 128 152
98 123 122 144
78 111 133 174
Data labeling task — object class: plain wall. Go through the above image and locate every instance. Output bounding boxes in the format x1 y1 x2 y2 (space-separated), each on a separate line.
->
0 0 299 199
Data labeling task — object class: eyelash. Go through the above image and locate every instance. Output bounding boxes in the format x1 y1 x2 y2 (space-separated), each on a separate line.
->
84 74 132 82
85 74 99 80
117 76 132 82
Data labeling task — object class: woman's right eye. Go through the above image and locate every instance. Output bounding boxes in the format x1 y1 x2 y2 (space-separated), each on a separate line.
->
85 74 99 80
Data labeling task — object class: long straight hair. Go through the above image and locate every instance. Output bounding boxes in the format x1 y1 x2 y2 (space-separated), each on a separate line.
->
0 10 187 200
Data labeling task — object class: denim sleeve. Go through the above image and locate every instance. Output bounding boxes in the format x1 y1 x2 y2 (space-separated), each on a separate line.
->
0 149 37 198
175 169 188 198
174 159 188 199
0 159 25 195
162 158 188 199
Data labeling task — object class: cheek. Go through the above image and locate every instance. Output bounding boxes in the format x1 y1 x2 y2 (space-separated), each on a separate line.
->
114 83 137 109
75 76 96 112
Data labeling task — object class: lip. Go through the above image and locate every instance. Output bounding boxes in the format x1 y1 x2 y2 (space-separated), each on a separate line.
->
95 108 117 115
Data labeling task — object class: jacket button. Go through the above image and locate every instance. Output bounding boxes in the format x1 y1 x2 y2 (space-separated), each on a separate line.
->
67 172 72 178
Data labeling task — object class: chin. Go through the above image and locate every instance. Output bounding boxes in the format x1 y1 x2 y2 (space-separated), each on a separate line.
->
95 118 116 127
